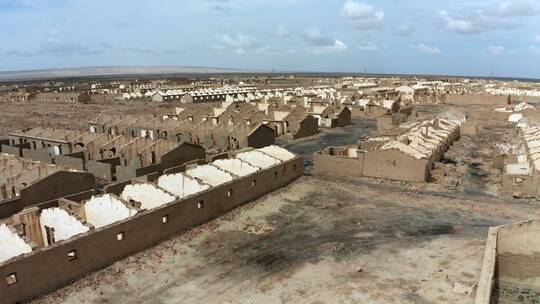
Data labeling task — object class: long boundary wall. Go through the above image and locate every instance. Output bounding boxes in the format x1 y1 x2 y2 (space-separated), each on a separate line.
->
0 156 303 303
313 148 429 182
444 94 507 106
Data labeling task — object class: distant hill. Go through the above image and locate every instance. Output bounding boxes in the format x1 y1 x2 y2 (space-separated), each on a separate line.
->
0 66 259 81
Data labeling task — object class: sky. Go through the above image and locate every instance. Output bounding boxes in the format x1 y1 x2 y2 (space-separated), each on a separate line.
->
0 0 540 78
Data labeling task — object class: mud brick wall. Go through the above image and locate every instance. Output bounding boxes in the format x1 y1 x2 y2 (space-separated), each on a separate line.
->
362 149 429 182
0 156 303 304
496 220 540 302
313 152 363 177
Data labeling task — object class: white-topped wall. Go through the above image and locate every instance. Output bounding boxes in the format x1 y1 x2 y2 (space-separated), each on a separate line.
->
237 150 281 169
185 165 234 187
258 145 296 161
83 194 138 229
505 163 532 175
157 173 210 198
212 159 259 177
0 224 32 263
40 208 90 246
121 183 176 210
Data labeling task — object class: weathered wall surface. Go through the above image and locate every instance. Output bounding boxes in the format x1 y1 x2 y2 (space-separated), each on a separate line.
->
513 96 540 103
115 166 138 182
1 145 23 157
132 164 162 180
335 109 351 127
103 180 133 196
497 220 540 285
0 139 10 151
500 174 536 197
475 227 498 304
19 172 95 212
469 110 509 123
0 157 303 304
55 153 85 171
247 125 275 149
21 149 52 163
0 172 95 220
87 158 119 181
445 94 507 106
160 144 205 171
493 220 540 303
293 116 318 140
312 153 363 177
362 149 429 182
0 197 23 220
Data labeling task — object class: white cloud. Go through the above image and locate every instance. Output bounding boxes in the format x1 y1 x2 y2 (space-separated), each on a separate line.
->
438 1 539 35
213 33 260 52
438 10 484 34
357 41 380 51
496 1 539 17
395 23 414 36
409 43 441 54
303 28 347 53
340 0 384 29
488 45 504 55
257 46 296 54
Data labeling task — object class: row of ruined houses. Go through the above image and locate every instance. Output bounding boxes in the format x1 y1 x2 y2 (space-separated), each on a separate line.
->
313 117 463 182
340 94 418 127
0 100 349 184
0 153 78 202
1 127 207 182
92 100 350 148
0 92 91 103
0 146 303 303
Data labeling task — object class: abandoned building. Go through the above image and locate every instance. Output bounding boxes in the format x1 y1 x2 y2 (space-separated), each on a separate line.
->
0 153 71 201
1 126 208 182
342 95 404 118
475 219 540 304
29 92 91 103
89 100 328 152
376 105 415 132
498 121 540 198
313 117 462 182
0 153 96 219
5 128 109 163
308 105 351 128
0 146 302 303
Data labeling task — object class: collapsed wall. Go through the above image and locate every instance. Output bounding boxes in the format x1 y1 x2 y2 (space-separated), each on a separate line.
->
0 146 302 304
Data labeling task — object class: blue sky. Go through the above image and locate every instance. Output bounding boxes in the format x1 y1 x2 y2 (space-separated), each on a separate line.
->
0 0 540 78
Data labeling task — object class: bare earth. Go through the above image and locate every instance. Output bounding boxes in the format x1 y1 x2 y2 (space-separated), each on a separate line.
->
32 176 537 304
